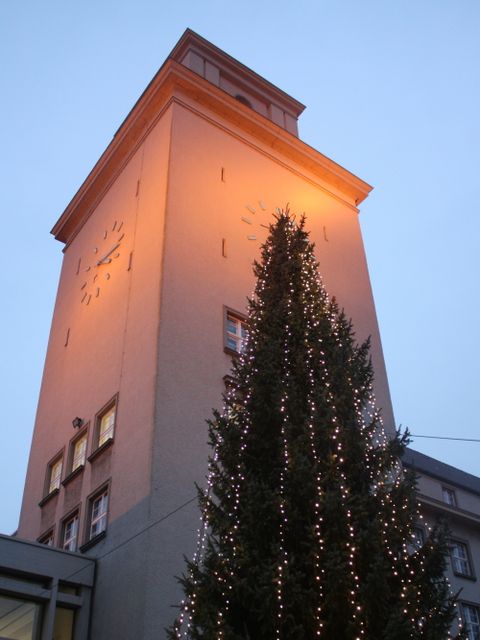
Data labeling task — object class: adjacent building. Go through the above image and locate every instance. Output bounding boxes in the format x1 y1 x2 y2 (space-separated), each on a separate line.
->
2 29 478 639
0 534 94 639
404 448 480 639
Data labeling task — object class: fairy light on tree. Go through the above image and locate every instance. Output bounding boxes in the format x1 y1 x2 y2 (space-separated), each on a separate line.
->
168 209 461 640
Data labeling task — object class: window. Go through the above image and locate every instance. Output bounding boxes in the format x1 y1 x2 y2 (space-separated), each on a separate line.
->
62 512 79 552
0 595 42 640
47 456 63 495
450 540 473 577
38 529 55 546
461 603 480 640
225 309 248 354
89 488 109 540
442 486 457 506
235 94 252 109
97 402 116 448
71 431 87 472
411 527 425 551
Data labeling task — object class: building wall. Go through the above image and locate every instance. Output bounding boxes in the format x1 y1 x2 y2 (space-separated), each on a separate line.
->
404 449 480 638
18 107 174 543
18 33 398 639
141 98 395 633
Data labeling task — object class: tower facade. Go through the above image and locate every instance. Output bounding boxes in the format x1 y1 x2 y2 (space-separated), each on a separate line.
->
18 30 394 638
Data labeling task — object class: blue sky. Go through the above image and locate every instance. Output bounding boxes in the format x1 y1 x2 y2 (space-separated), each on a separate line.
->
1 0 479 534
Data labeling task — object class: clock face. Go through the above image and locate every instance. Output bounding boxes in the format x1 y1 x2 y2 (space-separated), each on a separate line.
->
78 220 125 305
240 200 278 241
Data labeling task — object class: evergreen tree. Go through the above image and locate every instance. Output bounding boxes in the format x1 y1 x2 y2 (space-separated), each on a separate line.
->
168 210 460 640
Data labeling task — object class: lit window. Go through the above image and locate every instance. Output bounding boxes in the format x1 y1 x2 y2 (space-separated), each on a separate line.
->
48 457 63 494
62 513 79 552
89 489 109 540
461 603 480 640
450 540 473 577
71 432 87 472
98 404 116 448
0 596 41 640
442 486 457 506
225 310 248 354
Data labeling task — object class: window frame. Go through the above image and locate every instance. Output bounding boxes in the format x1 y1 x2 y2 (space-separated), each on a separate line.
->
224 307 248 356
63 426 89 485
41 450 64 504
461 602 480 640
38 527 55 547
450 538 475 579
89 396 118 460
61 508 80 553
442 485 457 507
80 482 111 551
410 526 425 552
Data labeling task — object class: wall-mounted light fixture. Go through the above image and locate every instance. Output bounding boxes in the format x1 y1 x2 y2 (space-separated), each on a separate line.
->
72 417 83 429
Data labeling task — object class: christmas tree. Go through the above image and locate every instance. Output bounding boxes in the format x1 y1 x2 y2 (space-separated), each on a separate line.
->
169 210 460 640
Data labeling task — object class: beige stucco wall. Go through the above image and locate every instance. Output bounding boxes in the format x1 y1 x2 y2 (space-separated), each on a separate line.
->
18 107 173 542
18 75 397 637
138 99 396 630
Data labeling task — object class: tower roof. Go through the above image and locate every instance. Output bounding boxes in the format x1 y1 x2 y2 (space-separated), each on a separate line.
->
168 29 305 134
51 30 372 245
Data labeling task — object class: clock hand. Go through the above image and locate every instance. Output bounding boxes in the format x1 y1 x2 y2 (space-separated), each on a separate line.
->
97 242 121 266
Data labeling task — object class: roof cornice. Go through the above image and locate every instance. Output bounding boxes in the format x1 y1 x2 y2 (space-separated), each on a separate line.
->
51 59 372 245
169 28 306 118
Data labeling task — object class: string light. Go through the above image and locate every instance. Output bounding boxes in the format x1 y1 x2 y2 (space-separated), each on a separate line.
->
170 210 458 640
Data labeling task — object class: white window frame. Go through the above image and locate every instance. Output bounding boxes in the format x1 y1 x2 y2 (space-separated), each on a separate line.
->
38 529 55 546
47 456 63 494
96 402 116 449
89 489 109 540
62 513 79 552
71 432 87 472
451 540 473 577
225 309 248 355
461 603 480 640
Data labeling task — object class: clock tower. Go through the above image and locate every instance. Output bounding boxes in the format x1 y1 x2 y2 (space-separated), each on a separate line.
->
18 30 394 638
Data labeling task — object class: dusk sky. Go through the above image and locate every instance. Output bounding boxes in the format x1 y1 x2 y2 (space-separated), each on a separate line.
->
1 1 479 535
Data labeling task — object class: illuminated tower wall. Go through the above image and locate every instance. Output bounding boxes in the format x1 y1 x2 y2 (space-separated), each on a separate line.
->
18 30 394 638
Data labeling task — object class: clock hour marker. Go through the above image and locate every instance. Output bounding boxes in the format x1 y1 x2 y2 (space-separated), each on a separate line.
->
118 233 125 242
96 287 100 297
259 200 267 210
112 220 117 231
105 273 111 280
81 292 87 303
81 282 87 290
104 230 108 239
128 252 133 271
260 224 269 229
241 216 252 225
85 266 91 272
247 235 257 241
222 238 227 257
114 252 120 259
117 222 123 232
86 294 91 305
246 204 256 214
64 328 70 347
323 225 329 242
76 258 81 275
93 274 98 283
